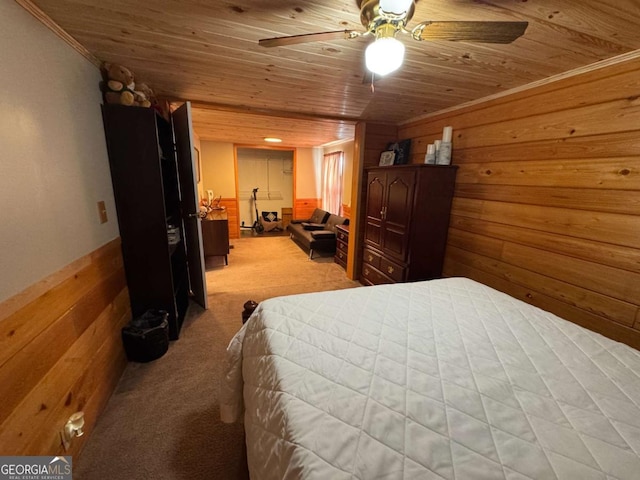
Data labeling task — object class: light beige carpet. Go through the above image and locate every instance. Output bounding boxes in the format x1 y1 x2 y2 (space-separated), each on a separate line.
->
74 236 360 480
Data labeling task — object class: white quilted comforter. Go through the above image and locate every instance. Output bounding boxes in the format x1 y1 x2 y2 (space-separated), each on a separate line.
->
221 277 640 479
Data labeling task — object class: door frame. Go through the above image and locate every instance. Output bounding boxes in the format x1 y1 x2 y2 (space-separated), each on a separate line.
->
233 144 297 238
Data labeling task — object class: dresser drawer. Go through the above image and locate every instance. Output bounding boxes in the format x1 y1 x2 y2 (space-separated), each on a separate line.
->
361 263 393 286
363 248 382 270
379 257 406 283
335 248 347 266
336 239 348 254
337 228 349 243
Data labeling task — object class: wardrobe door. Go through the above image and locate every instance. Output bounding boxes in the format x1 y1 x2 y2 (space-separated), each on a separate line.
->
382 170 415 262
173 102 207 309
365 171 385 250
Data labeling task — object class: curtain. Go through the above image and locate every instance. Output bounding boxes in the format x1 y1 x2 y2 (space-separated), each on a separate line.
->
321 151 344 215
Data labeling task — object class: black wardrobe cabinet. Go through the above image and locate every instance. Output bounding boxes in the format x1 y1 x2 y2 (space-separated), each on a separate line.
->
101 102 207 340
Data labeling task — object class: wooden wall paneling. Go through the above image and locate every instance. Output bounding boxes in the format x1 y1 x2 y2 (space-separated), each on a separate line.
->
0 314 78 426
399 55 640 348
446 244 637 328
452 99 640 150
444 257 640 351
452 197 640 249
24 297 130 456
403 62 640 139
0 253 92 321
363 123 397 168
454 157 640 190
346 122 366 280
294 198 320 220
0 239 123 368
70 269 127 335
0 239 130 456
402 57 640 163
501 242 640 305
0 268 125 429
446 227 505 260
6 290 130 455
452 133 640 164
455 184 640 215
401 54 640 135
449 215 640 274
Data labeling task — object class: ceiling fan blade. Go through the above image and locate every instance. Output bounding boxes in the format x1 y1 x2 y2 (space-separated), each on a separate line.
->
259 30 360 47
412 21 528 44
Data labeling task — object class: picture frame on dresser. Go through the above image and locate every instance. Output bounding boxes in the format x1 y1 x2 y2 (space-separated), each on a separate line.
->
379 150 395 166
387 139 411 165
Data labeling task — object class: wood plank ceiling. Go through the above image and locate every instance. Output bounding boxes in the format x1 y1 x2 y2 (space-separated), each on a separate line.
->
28 0 640 147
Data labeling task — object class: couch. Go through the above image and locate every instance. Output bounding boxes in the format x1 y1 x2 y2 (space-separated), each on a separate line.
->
286 208 349 259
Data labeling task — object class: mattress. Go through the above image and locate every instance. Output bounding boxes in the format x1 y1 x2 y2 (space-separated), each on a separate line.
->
221 277 640 479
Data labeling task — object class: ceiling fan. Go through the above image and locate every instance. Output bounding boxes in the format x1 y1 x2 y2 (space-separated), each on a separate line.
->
259 0 528 76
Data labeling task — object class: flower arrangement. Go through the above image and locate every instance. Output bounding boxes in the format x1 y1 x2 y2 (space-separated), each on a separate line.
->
199 192 224 219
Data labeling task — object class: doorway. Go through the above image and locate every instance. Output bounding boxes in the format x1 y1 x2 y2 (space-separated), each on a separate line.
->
235 147 294 236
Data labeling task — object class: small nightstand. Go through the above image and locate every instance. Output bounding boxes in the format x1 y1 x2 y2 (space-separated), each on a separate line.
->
281 207 293 231
334 224 349 270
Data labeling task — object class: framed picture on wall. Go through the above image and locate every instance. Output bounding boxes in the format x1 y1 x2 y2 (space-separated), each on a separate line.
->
379 150 396 166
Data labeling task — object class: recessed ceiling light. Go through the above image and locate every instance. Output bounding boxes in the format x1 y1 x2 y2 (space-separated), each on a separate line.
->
264 137 282 143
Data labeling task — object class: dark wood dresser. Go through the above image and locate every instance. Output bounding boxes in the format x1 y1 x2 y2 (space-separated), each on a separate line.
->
202 210 230 265
334 224 349 270
361 164 457 286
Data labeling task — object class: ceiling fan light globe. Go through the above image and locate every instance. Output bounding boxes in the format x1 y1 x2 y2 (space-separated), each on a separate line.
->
365 37 405 76
379 0 413 15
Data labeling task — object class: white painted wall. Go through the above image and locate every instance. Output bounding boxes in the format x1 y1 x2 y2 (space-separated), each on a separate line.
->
199 141 323 206
236 148 293 227
296 148 321 199
200 141 236 198
0 2 119 301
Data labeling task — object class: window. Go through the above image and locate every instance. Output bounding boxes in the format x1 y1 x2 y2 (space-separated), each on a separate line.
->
321 151 344 215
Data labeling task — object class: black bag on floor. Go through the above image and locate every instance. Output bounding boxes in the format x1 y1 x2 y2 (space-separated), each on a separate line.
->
122 310 169 362
242 300 259 324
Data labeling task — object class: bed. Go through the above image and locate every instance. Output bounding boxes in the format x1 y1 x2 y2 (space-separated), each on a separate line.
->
221 277 640 479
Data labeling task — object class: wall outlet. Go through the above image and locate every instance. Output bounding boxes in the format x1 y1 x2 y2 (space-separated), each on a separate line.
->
97 201 108 224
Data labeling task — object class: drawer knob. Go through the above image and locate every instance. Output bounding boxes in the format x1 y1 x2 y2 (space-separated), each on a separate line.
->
364 268 369 275
339 252 344 258
368 255 373 262
387 266 394 274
